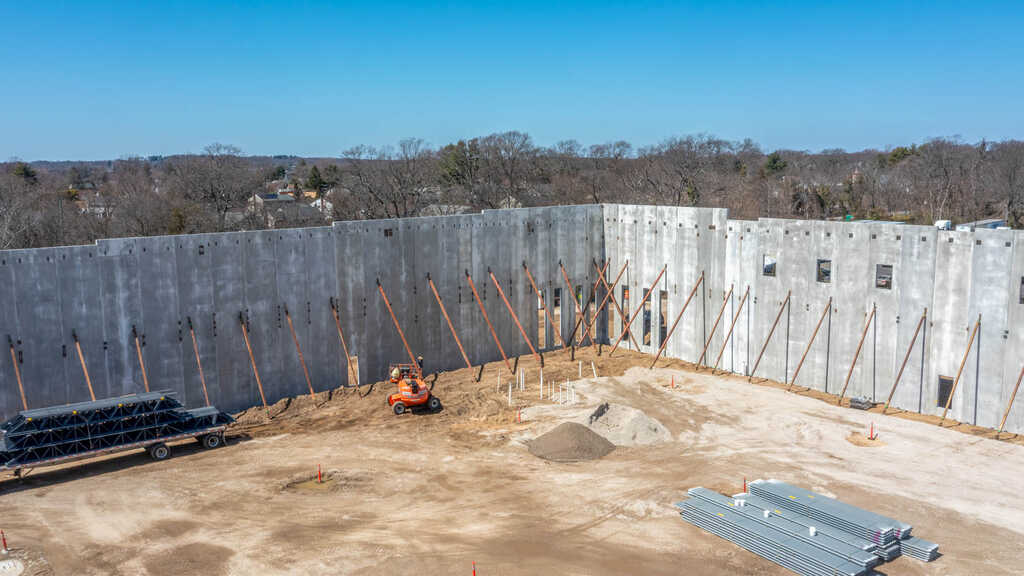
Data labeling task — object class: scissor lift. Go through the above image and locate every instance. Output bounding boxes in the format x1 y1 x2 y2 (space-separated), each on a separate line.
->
1 390 233 476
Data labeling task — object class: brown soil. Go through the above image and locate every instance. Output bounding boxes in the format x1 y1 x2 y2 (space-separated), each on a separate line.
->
2 346 1023 575
528 422 615 462
845 431 887 447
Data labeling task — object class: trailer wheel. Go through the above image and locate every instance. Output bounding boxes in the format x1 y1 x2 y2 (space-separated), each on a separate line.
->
148 443 170 461
201 433 223 449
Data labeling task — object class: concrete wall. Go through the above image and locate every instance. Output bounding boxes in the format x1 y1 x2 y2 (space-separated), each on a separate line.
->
2 205 1023 434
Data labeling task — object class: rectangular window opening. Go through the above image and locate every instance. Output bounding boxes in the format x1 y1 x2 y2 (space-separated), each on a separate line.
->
575 285 584 344
876 264 893 289
937 375 954 408
642 288 652 346
1020 277 1024 305
658 290 668 345
816 259 832 283
763 255 777 277
537 290 547 349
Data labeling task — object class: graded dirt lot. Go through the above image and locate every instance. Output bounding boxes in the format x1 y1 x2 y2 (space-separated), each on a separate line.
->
2 347 1024 575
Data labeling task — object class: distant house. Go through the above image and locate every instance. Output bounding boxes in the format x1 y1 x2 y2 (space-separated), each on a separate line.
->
247 192 325 228
77 191 113 216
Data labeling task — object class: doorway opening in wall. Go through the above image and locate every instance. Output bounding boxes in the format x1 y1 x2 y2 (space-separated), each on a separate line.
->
552 288 562 343
658 290 668 345
537 289 546 349
876 264 893 289
816 259 832 283
621 286 631 342
763 255 777 277
642 288 652 346
1019 276 1023 304
349 356 360 387
937 375 954 408
575 285 583 344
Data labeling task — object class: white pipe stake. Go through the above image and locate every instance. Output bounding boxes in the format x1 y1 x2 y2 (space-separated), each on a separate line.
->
591 361 597 378
579 361 582 378
508 382 512 406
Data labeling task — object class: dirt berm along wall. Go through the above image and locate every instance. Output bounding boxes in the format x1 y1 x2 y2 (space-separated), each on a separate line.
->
2 205 1023 433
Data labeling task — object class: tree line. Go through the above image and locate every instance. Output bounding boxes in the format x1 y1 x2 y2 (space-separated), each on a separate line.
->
2 133 1022 250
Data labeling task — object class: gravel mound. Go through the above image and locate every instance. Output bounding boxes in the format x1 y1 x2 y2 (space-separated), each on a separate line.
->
528 422 616 462
582 402 672 446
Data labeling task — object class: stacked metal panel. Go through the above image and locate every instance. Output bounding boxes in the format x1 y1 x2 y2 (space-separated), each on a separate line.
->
749 480 911 544
901 536 940 561
678 481 940 574
678 496 869 576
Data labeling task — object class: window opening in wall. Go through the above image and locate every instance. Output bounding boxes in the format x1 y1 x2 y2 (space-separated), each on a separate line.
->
553 287 562 340
658 290 668 345
621 286 631 342
642 288 652 346
763 255 777 277
876 264 893 289
816 259 832 283
537 289 547 348
1020 277 1024 304
383 228 394 237
937 375 954 408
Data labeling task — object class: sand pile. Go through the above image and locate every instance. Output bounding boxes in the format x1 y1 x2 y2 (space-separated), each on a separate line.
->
581 402 672 446
528 422 615 462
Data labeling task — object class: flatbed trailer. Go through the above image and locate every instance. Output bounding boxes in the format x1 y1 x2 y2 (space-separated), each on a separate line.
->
1 391 234 476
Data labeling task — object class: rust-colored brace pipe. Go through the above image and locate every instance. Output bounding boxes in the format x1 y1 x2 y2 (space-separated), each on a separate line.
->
561 261 604 346
610 264 668 356
788 297 833 391
697 283 735 368
71 330 96 402
583 259 628 345
712 285 750 372
748 291 791 381
523 262 567 350
377 280 419 368
883 309 927 413
489 269 542 366
650 272 704 368
284 307 315 398
239 313 269 411
837 304 877 405
998 360 1024 436
940 314 982 424
7 336 27 411
187 317 211 406
330 297 359 387
465 270 514 373
427 275 472 370
132 325 150 393
594 260 642 351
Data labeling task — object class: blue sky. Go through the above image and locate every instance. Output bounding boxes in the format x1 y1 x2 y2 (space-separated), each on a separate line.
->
2 1 1022 160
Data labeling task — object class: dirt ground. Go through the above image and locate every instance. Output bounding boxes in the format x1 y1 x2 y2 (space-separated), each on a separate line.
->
2 347 1023 575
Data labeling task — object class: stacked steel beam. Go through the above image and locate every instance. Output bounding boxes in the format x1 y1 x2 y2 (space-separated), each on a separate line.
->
678 481 939 574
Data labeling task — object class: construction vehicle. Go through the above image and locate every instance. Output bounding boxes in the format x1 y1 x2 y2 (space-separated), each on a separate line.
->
387 362 441 415
1 391 233 477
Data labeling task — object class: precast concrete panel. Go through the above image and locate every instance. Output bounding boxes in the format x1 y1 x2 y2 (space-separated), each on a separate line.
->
928 230 974 418
892 227 937 412
333 221 366 387
211 234 249 413
274 229 312 400
864 224 903 402
0 252 20 416
57 246 109 401
96 239 143 399
175 234 220 407
242 231 284 405
781 220 814 388
618 205 639 350
12 249 66 410
1001 232 1024 433
136 237 184 401
304 228 340 390
967 230 1012 427
831 224 872 398
754 221 787 383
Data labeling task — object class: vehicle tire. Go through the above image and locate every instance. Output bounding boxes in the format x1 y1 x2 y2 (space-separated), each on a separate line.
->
393 402 406 415
148 443 170 461
428 396 441 411
201 433 223 449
